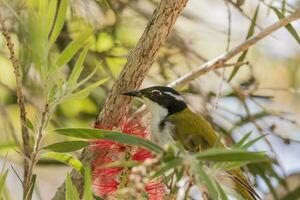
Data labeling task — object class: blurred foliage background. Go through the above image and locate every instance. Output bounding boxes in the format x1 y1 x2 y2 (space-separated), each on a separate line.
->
0 0 300 199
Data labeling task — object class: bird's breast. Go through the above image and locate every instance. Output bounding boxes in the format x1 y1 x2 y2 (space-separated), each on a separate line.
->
150 118 175 147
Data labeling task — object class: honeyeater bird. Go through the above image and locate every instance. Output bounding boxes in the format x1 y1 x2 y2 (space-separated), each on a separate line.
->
123 86 260 200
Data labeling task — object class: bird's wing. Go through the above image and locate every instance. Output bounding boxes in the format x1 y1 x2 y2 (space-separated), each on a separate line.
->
166 108 223 151
167 108 260 200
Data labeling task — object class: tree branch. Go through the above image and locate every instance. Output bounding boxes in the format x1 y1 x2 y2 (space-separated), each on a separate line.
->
52 0 189 199
95 0 189 128
130 6 300 122
0 13 31 195
169 7 300 89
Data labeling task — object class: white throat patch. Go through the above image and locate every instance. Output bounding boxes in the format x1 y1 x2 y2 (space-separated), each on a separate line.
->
142 97 174 147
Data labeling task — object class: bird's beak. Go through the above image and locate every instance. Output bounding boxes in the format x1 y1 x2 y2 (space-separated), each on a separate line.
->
121 90 142 98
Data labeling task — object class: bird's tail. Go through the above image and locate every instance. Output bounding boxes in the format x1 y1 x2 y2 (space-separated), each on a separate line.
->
229 169 261 200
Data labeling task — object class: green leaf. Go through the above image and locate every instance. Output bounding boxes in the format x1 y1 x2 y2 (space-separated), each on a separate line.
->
221 161 247 171
25 174 36 200
74 63 101 89
68 46 89 87
0 143 18 152
43 141 89 152
55 30 92 68
46 0 58 35
54 128 164 153
192 162 218 200
232 131 252 148
49 0 68 46
100 160 139 168
41 152 84 174
272 7 300 44
251 164 278 199
242 134 268 149
228 5 259 81
0 170 8 196
66 173 79 200
194 148 267 163
152 157 182 178
83 166 93 200
69 78 109 99
26 119 35 132
248 162 286 196
216 181 229 200
94 196 104 200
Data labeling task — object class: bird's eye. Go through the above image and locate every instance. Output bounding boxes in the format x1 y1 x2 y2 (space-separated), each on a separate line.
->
151 90 162 96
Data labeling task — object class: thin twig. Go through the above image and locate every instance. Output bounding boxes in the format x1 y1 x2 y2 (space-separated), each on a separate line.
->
11 164 23 185
24 103 49 196
169 7 300 89
0 12 31 190
1 153 8 174
225 0 266 32
214 0 232 110
129 61 248 122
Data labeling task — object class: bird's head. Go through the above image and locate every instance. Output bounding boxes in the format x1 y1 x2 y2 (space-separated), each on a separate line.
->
122 86 187 115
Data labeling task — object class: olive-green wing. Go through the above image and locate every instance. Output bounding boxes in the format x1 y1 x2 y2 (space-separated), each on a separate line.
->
166 108 222 151
167 108 260 199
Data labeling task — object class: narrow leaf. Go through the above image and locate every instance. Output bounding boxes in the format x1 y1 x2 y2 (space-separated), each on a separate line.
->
0 143 18 152
83 166 93 200
43 141 89 152
194 149 267 163
41 152 84 174
228 5 259 81
69 78 109 99
272 7 300 44
55 31 92 68
232 131 252 148
243 134 268 149
0 170 8 196
66 173 79 200
54 128 164 153
25 174 36 200
46 0 58 35
68 46 89 87
152 157 183 178
75 63 101 88
49 0 68 46
216 181 229 200
100 160 139 168
192 162 218 200
26 119 35 132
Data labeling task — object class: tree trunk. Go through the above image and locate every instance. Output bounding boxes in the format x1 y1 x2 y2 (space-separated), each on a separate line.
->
52 0 188 199
95 0 189 128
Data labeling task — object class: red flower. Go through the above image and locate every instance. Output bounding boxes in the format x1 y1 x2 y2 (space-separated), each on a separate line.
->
93 179 119 197
145 182 166 200
132 148 153 162
91 117 163 198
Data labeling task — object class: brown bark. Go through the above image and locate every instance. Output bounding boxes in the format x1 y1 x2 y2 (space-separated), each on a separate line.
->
52 0 188 199
95 0 189 128
0 13 31 198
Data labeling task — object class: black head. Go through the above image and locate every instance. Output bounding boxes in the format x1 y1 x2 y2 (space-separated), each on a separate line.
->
122 86 187 114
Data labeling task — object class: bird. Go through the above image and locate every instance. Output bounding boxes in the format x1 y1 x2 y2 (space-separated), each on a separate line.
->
122 86 260 200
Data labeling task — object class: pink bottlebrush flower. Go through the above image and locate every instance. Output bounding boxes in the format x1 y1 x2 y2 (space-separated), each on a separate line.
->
145 182 166 200
91 117 164 198
132 148 154 162
93 178 119 197
119 118 148 138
